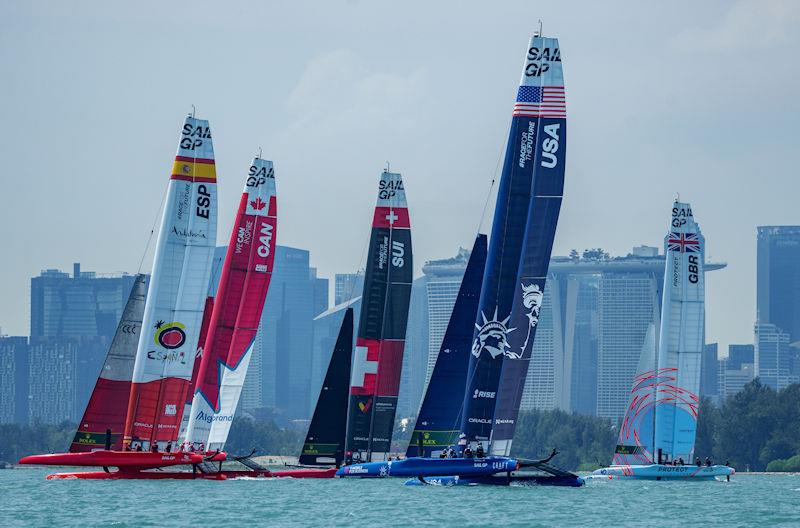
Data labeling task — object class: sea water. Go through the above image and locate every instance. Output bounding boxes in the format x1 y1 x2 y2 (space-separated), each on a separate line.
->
2 469 799 527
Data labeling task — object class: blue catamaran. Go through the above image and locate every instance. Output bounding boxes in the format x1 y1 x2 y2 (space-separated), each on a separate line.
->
338 30 577 486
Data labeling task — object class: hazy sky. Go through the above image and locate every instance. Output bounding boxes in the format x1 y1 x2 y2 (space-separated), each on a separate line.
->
1 1 798 353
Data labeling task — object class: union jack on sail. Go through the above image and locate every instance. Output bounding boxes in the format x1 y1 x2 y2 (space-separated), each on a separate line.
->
667 232 700 253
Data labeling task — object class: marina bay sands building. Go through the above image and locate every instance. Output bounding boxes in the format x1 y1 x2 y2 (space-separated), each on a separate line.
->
521 247 726 419
409 245 726 420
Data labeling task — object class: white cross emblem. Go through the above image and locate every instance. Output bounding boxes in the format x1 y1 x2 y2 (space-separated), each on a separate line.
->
385 210 398 225
351 345 378 387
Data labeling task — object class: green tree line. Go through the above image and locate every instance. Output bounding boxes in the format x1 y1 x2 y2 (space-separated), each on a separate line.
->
4 380 800 471
509 380 800 472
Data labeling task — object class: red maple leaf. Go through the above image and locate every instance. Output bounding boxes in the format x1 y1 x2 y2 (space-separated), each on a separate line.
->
250 197 266 210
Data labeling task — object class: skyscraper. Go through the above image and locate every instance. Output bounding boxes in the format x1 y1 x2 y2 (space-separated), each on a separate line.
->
718 344 756 401
757 226 800 344
27 341 77 423
754 322 797 390
30 264 136 342
0 336 28 424
701 343 719 401
28 264 137 424
248 245 328 421
521 247 725 419
335 273 364 305
421 248 471 388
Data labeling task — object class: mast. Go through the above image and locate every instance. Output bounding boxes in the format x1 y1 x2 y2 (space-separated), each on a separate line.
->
300 308 354 466
653 201 704 462
123 116 218 450
346 170 412 462
184 158 277 451
490 34 567 456
70 274 147 452
406 234 487 458
460 34 566 450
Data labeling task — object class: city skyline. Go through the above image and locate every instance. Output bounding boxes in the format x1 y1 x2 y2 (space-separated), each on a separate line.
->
2 1 799 360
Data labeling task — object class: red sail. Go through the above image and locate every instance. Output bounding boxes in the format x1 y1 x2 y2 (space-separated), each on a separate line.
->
70 275 147 452
184 158 277 449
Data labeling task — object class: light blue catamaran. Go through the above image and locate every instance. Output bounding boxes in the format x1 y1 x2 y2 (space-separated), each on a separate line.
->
591 202 734 481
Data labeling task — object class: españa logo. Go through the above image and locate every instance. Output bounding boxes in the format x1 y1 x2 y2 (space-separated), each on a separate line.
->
153 320 187 350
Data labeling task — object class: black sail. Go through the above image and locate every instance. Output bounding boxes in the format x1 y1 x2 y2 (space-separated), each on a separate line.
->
299 308 354 467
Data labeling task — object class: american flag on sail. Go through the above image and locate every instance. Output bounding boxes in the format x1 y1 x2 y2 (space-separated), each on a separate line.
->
512 86 566 118
667 232 701 253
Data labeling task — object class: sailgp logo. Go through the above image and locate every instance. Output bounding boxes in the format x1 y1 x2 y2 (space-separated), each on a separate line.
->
508 282 544 360
471 308 515 359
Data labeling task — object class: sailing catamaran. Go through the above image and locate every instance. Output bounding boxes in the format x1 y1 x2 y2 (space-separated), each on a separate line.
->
345 170 413 463
590 202 734 481
21 116 229 479
123 115 219 452
338 32 580 486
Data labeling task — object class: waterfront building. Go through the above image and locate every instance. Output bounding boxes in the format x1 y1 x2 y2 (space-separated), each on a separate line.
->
421 248 471 388
754 322 797 390
335 273 364 305
522 247 725 419
30 263 136 342
757 226 800 344
701 343 719 401
250 245 328 421
716 344 755 401
27 340 78 423
0 336 28 424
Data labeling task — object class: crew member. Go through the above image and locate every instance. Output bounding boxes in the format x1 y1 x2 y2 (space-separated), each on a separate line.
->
476 442 485 458
464 445 473 458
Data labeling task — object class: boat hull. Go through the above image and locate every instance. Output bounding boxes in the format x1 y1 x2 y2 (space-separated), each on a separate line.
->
405 474 584 487
589 464 734 480
336 457 518 478
46 469 226 480
19 450 206 468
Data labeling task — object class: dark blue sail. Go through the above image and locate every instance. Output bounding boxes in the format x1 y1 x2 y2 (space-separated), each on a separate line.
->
491 55 566 455
406 235 487 458
460 35 566 448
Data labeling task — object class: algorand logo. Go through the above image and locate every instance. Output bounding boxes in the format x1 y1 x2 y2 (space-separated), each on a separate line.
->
195 410 234 424
471 308 515 359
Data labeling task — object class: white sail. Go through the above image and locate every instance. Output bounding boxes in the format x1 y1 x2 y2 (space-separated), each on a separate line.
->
653 201 704 463
124 116 218 449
